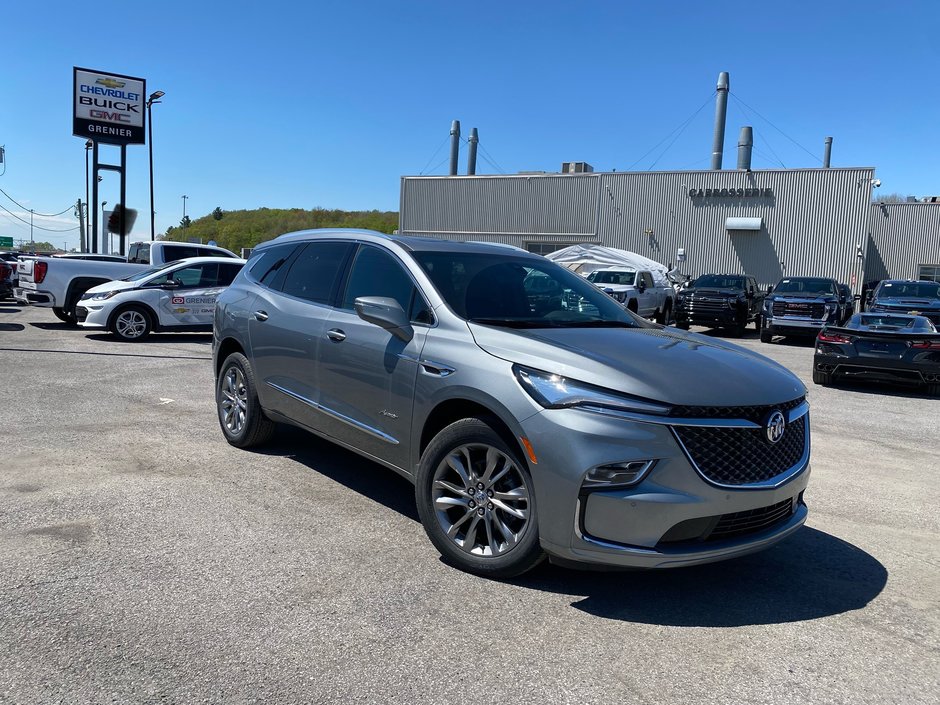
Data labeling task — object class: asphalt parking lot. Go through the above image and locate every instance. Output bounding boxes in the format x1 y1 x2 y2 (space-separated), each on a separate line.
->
1 304 937 705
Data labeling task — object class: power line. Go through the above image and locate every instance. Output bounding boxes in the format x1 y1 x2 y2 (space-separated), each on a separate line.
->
0 202 79 231
0 186 74 217
624 92 716 172
728 96 786 168
729 92 822 164
477 142 505 174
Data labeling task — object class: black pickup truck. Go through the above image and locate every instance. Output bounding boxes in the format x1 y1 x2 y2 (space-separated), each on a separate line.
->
674 273 765 335
761 276 853 343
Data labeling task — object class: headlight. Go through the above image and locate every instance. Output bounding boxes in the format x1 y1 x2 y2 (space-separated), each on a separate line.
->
513 366 671 415
90 290 120 301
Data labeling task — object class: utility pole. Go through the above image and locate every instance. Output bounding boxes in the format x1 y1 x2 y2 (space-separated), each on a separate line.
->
181 194 188 222
29 209 34 249
76 199 85 252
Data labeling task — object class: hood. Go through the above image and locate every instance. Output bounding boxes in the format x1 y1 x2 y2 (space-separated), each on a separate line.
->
85 279 139 295
468 323 804 407
685 287 743 297
771 292 836 302
874 296 940 309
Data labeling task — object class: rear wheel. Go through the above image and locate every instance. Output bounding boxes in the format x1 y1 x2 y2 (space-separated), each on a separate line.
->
656 301 673 325
216 352 275 447
754 314 762 331
812 369 832 386
760 329 773 343
416 417 544 579
675 320 690 330
109 305 152 342
52 307 76 325
927 383 940 397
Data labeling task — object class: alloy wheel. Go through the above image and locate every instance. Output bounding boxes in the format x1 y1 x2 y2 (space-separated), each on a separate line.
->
115 310 148 339
431 443 530 557
220 365 248 435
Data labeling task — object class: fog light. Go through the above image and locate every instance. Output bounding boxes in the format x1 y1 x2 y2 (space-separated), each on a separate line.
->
582 460 656 490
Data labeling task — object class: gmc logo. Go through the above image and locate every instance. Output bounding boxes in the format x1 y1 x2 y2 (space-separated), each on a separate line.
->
89 110 131 123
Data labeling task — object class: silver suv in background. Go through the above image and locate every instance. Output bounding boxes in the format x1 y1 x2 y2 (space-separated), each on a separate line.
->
213 229 811 578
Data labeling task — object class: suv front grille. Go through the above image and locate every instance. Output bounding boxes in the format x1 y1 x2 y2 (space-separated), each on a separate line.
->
772 301 825 318
687 296 730 313
673 415 807 486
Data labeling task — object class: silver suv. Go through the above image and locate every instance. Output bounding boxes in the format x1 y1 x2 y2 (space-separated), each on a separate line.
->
213 229 810 578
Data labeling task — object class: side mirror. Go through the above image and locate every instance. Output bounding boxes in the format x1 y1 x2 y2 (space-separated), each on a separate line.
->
766 285 774 294
354 296 414 342
637 282 646 293
160 281 179 289
747 288 755 298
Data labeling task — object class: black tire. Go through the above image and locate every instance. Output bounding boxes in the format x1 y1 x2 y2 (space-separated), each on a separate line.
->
416 417 544 579
760 329 773 343
656 301 673 325
754 314 762 331
627 300 639 315
812 369 832 386
731 322 747 337
52 307 76 325
675 320 690 330
216 352 276 448
926 383 940 397
108 304 153 342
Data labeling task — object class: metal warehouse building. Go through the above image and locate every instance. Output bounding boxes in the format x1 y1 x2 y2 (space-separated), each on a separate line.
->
398 73 939 293
399 168 940 293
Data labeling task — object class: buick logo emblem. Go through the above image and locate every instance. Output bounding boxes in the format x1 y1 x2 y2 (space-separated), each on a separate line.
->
765 410 787 444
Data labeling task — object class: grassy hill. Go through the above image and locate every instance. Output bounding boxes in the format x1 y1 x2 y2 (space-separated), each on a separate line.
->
162 207 398 253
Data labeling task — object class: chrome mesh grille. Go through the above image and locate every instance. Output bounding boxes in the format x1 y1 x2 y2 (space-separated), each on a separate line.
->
669 397 804 424
673 416 806 486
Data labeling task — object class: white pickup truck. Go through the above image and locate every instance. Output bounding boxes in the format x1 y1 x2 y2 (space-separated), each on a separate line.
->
586 267 676 323
14 241 239 323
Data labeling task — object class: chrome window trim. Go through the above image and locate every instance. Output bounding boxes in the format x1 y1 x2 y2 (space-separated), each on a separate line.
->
266 381 399 445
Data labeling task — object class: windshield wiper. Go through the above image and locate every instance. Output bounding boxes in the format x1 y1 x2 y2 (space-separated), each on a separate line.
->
468 318 546 328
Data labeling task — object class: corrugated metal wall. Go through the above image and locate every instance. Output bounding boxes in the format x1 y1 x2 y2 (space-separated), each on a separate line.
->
867 203 940 282
400 168 875 289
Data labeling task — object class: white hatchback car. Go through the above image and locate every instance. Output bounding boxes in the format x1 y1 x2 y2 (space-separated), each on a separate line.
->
77 256 246 341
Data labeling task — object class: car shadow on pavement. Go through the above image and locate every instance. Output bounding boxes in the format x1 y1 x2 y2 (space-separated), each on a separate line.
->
29 321 76 330
0 322 24 331
255 425 420 522
515 527 887 626
823 380 937 401
257 430 885 627
0 306 21 313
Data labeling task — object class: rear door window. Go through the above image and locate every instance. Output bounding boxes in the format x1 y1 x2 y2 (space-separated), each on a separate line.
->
279 242 354 304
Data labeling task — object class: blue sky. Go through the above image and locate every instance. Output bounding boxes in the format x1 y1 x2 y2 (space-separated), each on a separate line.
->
1 0 938 249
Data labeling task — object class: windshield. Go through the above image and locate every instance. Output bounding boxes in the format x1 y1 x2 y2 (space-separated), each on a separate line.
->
858 314 923 330
773 277 835 296
875 281 940 300
588 270 636 286
412 251 638 328
693 274 745 289
121 260 182 282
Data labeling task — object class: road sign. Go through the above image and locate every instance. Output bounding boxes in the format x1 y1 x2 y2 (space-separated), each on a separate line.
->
0 236 13 248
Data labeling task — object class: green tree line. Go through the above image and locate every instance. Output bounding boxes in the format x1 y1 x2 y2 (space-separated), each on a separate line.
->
162 207 398 252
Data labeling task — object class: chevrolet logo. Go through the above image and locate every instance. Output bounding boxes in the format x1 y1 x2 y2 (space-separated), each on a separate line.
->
96 78 126 89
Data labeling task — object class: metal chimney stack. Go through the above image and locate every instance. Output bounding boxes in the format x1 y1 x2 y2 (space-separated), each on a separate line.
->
823 136 832 168
448 120 461 176
467 128 479 175
737 126 753 170
710 72 730 170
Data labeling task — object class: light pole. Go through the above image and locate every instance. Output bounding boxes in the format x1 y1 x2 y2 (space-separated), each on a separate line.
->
101 200 108 254
84 140 92 252
181 194 188 226
146 91 164 241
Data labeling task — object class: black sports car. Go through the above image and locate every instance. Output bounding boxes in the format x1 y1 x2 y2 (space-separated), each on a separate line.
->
813 313 940 394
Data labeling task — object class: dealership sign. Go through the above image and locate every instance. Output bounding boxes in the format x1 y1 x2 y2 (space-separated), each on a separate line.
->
688 187 773 198
73 67 146 145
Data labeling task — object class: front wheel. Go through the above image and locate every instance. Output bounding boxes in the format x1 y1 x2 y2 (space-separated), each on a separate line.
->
109 305 152 342
760 328 773 343
754 314 762 331
216 352 275 448
416 417 544 579
656 301 673 325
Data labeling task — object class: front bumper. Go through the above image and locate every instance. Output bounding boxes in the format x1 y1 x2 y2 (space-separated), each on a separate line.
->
75 302 110 329
677 307 744 328
764 316 827 336
815 352 940 385
520 403 811 569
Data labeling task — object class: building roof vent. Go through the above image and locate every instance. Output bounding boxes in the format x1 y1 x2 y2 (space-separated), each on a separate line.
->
561 161 593 174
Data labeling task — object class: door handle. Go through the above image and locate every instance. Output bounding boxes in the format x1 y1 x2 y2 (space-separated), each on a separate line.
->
254 310 269 321
327 328 346 342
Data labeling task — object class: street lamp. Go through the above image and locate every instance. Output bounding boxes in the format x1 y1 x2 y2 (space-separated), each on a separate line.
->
181 194 188 225
146 90 164 241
